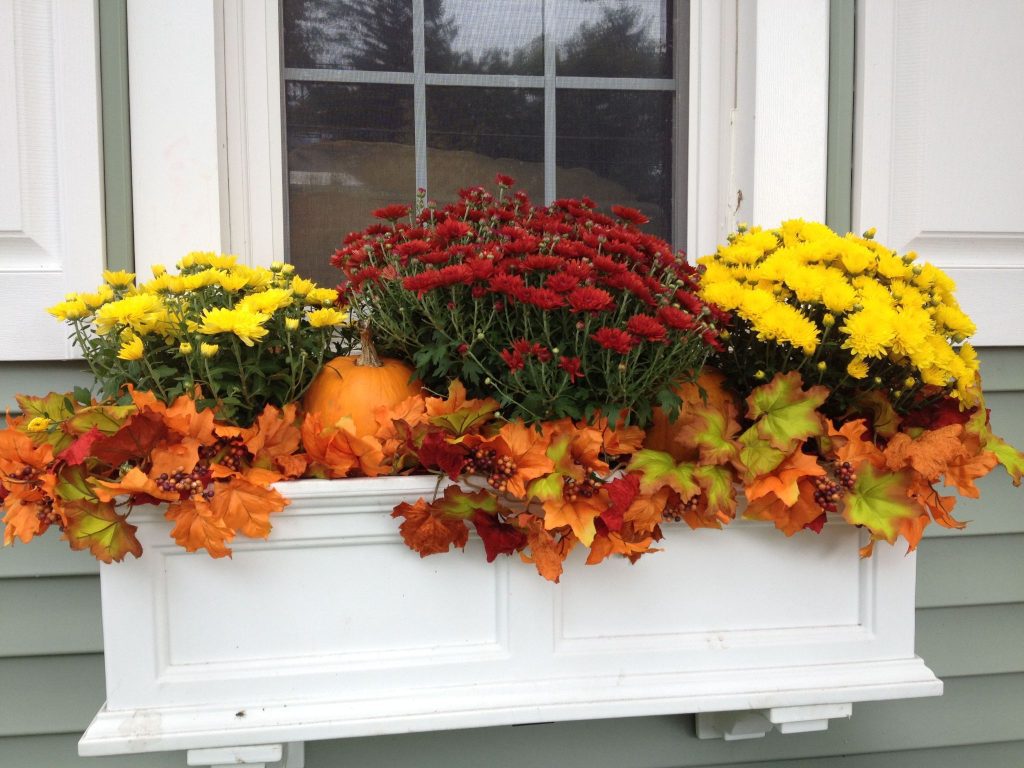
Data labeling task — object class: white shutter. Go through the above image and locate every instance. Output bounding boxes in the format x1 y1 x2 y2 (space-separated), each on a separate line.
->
0 0 105 360
854 0 1024 346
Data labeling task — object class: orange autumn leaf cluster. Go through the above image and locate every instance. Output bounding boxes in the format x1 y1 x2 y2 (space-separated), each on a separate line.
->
3 370 1022 578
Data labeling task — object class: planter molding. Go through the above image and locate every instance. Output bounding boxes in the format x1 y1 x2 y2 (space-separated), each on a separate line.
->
79 476 942 767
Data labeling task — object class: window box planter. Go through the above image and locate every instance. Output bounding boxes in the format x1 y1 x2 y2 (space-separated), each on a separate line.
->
79 475 941 766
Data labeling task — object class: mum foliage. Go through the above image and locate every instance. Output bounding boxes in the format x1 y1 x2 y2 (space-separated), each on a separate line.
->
48 255 348 426
330 177 724 426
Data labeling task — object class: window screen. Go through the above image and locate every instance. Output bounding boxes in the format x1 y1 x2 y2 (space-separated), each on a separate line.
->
283 0 686 285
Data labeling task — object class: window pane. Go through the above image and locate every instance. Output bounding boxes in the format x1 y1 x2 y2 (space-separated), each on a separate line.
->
425 0 543 75
427 86 544 204
283 0 414 72
556 89 673 240
285 82 415 286
552 0 673 78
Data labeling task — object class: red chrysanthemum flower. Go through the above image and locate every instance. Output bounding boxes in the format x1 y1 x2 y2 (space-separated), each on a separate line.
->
567 287 614 313
495 173 516 187
519 286 566 311
656 305 696 331
590 327 638 354
418 250 452 265
544 273 580 293
593 255 626 274
489 273 526 298
626 314 668 342
394 239 431 258
372 204 411 221
520 254 564 271
432 218 472 244
500 348 525 372
558 356 583 382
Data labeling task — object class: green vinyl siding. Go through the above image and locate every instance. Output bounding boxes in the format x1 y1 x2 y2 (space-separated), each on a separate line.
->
1 349 1022 767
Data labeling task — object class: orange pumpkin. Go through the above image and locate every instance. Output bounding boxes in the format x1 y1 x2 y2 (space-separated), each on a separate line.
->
643 368 735 461
303 324 421 436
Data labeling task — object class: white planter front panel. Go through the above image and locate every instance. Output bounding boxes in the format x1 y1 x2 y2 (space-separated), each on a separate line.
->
81 477 941 758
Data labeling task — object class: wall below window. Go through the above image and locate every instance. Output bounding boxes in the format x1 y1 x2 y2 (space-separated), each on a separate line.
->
1 349 1022 768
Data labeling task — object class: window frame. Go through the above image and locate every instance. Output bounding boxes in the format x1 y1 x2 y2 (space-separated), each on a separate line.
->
126 0 831 286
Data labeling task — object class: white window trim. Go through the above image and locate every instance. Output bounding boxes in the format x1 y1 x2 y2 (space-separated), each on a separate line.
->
127 0 830 280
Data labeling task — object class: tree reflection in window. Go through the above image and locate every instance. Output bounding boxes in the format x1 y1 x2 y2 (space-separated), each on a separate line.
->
282 0 684 280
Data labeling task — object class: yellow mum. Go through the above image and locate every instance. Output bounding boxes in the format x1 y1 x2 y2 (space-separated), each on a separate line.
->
117 335 144 361
307 307 348 328
47 298 90 321
306 287 339 306
103 270 136 288
841 309 894 358
94 294 166 335
197 307 270 346
238 287 294 315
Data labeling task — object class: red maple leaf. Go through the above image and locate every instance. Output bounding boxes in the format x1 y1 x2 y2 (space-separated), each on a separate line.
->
471 510 527 562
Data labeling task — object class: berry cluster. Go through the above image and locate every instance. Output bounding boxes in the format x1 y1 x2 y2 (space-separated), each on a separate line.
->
562 475 600 502
813 461 857 513
7 466 34 481
199 436 250 472
662 495 699 523
34 496 62 528
464 448 517 492
156 464 214 501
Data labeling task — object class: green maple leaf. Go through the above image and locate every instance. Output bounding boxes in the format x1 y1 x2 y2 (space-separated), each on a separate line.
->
432 485 498 519
987 434 1024 486
843 462 918 542
695 464 737 517
428 400 499 436
746 372 829 451
527 473 564 503
626 449 699 497
681 406 740 465
62 500 143 563
55 465 99 502
67 404 137 435
737 427 787 479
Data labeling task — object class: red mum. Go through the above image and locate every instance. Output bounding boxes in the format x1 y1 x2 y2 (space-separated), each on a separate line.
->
591 327 639 354
495 173 516 187
559 356 583 383
656 305 696 331
626 314 668 342
372 204 411 221
520 286 565 310
545 273 580 293
610 205 650 226
567 287 614 313
500 348 525 372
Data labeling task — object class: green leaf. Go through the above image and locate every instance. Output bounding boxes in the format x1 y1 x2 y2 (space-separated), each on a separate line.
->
695 464 737 517
432 485 498 520
55 464 99 502
527 473 564 503
746 371 829 451
843 462 918 542
73 386 93 406
63 500 143 563
655 387 682 422
986 433 1024 486
626 449 699 497
17 392 75 423
737 427 787 479
67 404 137 435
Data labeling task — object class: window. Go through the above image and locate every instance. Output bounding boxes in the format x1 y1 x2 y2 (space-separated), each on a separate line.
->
281 0 686 285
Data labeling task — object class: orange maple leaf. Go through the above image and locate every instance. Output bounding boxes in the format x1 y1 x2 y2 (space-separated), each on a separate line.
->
391 497 469 557
274 452 308 478
94 466 180 503
596 419 646 457
149 438 202 481
0 428 54 475
517 513 575 583
745 449 826 506
165 498 234 558
884 424 968 482
62 500 143 563
943 449 999 498
623 487 673 532
209 476 287 539
541 486 608 546
481 421 555 499
897 512 931 552
586 524 658 565
301 414 386 477
827 419 884 470
907 474 964 530
743 478 824 536
1 484 49 545
163 393 217 443
241 403 302 464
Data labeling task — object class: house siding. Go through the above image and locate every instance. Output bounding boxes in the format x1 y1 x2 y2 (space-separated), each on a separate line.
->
1 349 1022 767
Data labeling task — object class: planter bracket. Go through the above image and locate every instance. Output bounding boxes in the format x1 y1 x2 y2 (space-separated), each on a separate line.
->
695 703 853 740
186 742 304 768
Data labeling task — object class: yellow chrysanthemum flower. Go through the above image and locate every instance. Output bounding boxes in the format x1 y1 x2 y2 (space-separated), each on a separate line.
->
47 298 90 321
200 343 219 357
238 287 294 315
306 287 339 306
179 342 193 354
197 307 270 346
151 264 167 277
103 270 136 288
841 308 894 358
701 280 746 311
932 304 977 340
181 269 221 291
94 294 166 335
306 307 348 328
79 286 115 309
191 252 237 269
215 271 249 292
846 357 870 379
25 417 53 433
285 317 300 331
117 335 144 361
291 276 316 297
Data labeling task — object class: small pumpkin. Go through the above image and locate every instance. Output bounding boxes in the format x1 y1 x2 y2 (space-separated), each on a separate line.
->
303 323 421 436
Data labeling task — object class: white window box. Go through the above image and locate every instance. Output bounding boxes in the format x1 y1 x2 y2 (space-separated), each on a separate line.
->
79 475 941 766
